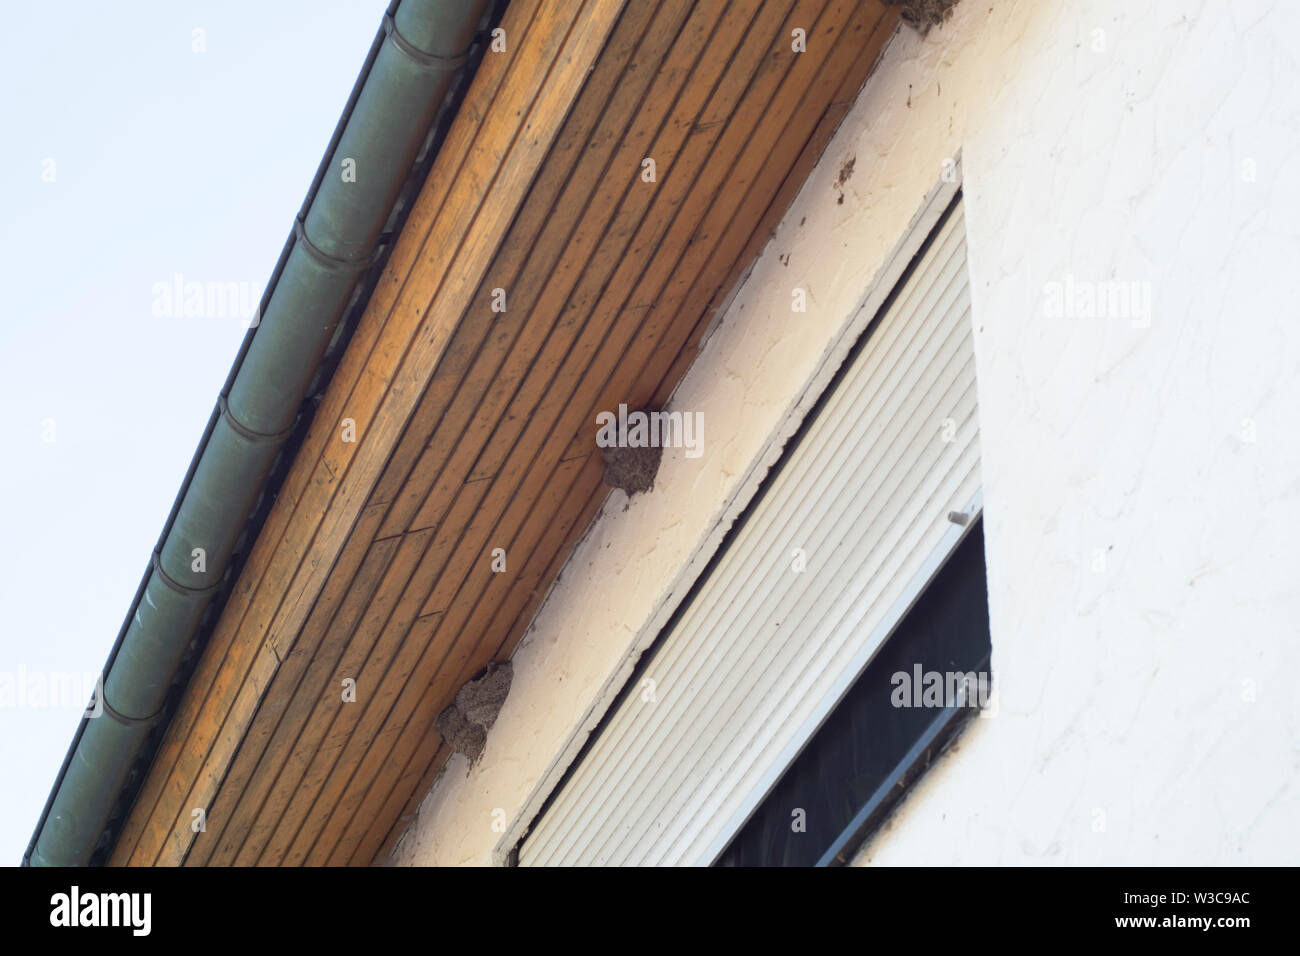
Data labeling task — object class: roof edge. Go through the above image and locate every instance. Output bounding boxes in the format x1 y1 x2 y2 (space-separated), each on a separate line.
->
27 0 505 867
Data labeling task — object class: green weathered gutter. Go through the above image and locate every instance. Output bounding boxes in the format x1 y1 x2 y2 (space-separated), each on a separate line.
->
26 0 493 867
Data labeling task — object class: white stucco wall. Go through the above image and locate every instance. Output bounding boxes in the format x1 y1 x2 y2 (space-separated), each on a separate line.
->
392 0 1300 866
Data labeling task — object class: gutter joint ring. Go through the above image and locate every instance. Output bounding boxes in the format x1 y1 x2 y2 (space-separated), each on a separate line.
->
219 394 298 445
151 551 224 598
293 216 378 278
100 696 162 729
384 14 470 70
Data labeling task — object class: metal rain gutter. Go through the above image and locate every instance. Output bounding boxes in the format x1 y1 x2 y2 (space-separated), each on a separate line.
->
26 0 493 867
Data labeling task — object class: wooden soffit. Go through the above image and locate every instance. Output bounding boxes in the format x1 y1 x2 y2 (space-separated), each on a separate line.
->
110 0 899 866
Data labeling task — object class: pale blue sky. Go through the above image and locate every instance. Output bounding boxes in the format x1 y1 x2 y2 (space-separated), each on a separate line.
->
0 0 389 864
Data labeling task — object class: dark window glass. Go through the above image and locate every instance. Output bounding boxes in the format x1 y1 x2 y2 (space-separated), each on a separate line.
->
715 517 990 867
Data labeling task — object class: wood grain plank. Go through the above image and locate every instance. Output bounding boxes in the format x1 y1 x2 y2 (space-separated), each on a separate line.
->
110 1 540 867
370 0 684 541
336 0 874 865
326 452 604 864
236 0 731 867
119 0 901 869
185 530 416 865
127 0 621 867
353 459 610 866
364 0 676 530
339 1 896 868
293 451 594 865
649 2 898 411
187 2 669 868
394 0 730 540
205 0 681 868
352 739 450 867
300 0 812 865
565 0 877 473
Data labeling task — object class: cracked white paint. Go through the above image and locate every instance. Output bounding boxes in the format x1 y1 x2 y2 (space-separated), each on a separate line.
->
392 0 1300 867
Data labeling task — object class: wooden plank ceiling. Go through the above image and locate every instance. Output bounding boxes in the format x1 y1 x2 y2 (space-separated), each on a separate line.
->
110 0 897 866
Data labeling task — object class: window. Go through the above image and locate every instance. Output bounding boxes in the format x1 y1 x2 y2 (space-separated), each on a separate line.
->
518 191 984 866
717 516 989 866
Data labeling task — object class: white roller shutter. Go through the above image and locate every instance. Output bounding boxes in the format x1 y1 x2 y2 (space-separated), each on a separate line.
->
522 199 980 867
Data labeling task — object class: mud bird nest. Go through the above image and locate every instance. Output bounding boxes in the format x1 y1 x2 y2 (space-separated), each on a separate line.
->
884 0 961 34
600 442 664 497
435 661 513 763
